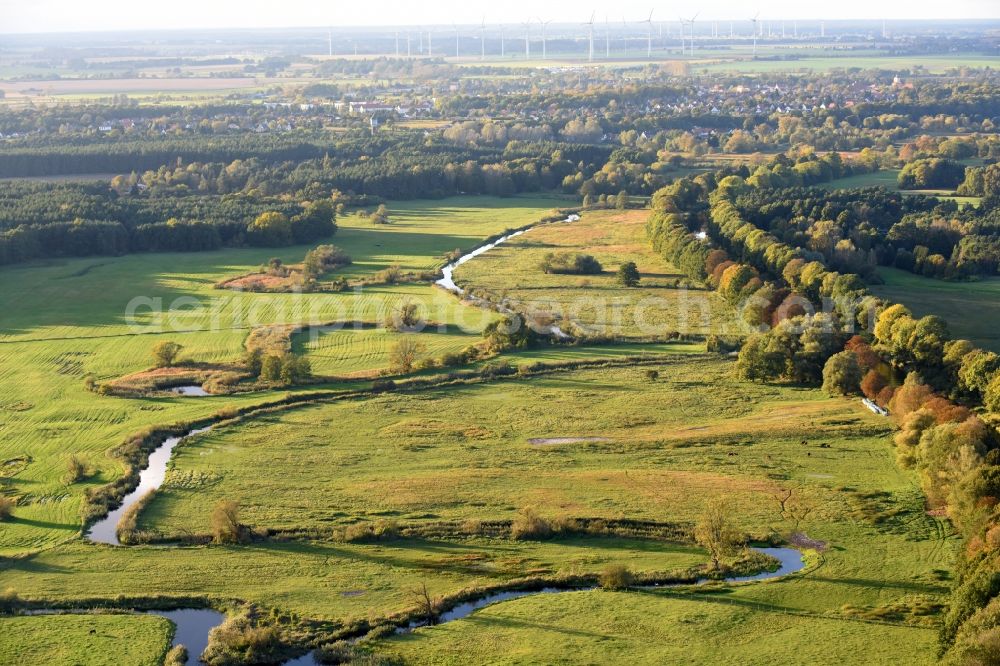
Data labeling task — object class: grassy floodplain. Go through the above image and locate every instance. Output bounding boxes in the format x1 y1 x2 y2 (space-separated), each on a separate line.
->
378 590 939 665
137 357 889 535
0 613 172 666
454 208 735 337
0 195 565 555
0 196 957 664
2 354 954 663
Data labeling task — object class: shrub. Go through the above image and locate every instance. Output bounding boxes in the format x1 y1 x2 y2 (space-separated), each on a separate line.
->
374 265 403 285
343 523 375 542
211 500 244 544
314 641 353 664
511 506 552 540
117 489 157 545
413 357 437 371
480 361 516 379
164 645 188 666
203 372 242 394
389 337 427 374
539 252 603 275
387 298 423 330
373 519 400 539
0 497 15 521
370 204 390 225
64 454 93 484
0 587 20 610
600 565 634 591
439 351 467 367
302 244 351 279
151 341 183 368
462 519 483 535
202 614 284 666
213 405 240 421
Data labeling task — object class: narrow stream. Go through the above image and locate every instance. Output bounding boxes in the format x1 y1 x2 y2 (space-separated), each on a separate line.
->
152 608 226 661
85 426 212 545
396 546 805 634
436 228 531 295
435 213 579 339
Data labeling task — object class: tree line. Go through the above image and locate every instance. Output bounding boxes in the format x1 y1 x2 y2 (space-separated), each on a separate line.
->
647 172 1000 663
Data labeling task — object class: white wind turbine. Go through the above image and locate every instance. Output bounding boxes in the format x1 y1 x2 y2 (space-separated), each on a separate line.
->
584 12 596 62
621 17 629 57
606 15 611 58
538 18 551 60
750 13 760 57
480 17 487 60
642 10 655 59
685 12 699 57
522 22 531 59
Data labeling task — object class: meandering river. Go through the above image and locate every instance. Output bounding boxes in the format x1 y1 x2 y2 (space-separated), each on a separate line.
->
85 427 212 545
75 211 805 663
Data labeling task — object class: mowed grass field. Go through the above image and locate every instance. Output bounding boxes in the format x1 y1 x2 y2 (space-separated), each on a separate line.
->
293 325 480 377
873 267 1000 352
454 208 735 337
0 195 565 555
0 614 172 666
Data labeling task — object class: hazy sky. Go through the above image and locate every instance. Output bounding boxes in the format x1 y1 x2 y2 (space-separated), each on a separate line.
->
1 0 997 34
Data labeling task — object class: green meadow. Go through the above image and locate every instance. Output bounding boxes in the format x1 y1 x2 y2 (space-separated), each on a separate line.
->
0 613 172 666
0 195 564 554
3 354 954 661
378 587 939 665
0 195 956 664
138 357 901 536
873 267 1000 352
454 208 735 337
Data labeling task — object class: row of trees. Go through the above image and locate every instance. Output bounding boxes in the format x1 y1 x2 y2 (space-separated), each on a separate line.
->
0 199 335 267
649 172 1000 664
